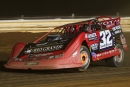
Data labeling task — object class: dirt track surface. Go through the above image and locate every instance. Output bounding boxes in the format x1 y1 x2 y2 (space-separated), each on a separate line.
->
0 32 130 87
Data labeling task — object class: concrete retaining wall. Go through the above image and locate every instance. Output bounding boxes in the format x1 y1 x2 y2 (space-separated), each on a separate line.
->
0 17 129 33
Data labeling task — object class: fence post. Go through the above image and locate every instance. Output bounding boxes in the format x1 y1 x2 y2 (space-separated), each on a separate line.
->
21 15 24 19
72 13 75 18
116 12 119 17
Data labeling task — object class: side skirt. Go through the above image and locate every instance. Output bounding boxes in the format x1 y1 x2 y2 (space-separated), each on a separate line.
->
92 48 120 61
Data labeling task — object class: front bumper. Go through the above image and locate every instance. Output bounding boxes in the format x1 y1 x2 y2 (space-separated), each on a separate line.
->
4 57 82 70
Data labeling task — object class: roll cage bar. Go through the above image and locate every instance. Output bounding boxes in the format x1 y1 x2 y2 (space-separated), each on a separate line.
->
34 16 120 43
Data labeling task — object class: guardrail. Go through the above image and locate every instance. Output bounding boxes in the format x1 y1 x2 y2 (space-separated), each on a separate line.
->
0 17 129 33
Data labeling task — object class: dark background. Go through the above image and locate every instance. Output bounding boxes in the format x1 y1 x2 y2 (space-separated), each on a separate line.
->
0 0 129 18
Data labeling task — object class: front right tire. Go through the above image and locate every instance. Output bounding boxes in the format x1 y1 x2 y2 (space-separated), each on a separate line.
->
77 45 91 71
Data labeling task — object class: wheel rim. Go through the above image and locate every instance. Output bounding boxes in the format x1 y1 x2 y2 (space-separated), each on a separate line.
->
80 51 88 65
115 49 123 62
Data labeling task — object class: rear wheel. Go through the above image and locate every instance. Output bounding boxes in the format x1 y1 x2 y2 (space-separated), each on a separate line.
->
77 45 91 72
105 44 124 67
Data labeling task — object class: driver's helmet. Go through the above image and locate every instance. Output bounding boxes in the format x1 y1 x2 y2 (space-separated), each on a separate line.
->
84 24 92 32
46 34 61 41
70 27 75 32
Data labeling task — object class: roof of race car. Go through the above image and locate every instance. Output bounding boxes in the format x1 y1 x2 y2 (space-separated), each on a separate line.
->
54 16 119 29
54 19 94 29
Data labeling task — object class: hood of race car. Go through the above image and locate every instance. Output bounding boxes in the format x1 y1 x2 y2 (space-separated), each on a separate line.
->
16 39 71 58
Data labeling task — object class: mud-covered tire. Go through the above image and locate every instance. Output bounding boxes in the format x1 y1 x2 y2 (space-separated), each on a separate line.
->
77 45 91 72
105 44 124 67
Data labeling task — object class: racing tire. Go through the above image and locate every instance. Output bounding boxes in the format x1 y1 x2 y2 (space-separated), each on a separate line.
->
105 44 124 67
77 45 91 72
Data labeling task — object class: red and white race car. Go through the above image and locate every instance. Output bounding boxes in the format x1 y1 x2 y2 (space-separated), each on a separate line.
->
5 16 128 71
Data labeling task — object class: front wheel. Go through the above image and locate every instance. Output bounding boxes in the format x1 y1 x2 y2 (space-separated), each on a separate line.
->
105 44 124 67
77 45 91 72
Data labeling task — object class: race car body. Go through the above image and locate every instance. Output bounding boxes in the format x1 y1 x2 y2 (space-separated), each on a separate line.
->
5 16 128 71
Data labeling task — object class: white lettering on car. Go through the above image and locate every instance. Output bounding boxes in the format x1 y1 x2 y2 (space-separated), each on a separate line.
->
72 51 78 57
100 30 113 50
90 43 98 51
112 25 122 34
85 33 98 41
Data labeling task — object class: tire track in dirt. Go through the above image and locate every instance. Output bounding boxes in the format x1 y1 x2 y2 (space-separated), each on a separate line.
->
0 66 130 87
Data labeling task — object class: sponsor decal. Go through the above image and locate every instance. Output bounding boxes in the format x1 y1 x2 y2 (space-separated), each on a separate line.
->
28 53 63 60
90 43 98 51
98 20 114 28
96 54 101 57
13 58 23 61
120 34 126 44
112 25 122 34
91 52 97 58
25 62 39 66
25 45 63 54
72 51 78 57
98 19 120 28
25 49 32 54
85 33 98 41
97 49 117 57
36 43 48 47
28 53 53 58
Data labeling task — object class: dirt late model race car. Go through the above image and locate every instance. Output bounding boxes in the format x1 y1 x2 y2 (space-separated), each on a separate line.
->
5 16 128 71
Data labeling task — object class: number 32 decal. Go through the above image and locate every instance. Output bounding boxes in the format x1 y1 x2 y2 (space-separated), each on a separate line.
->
100 30 113 50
